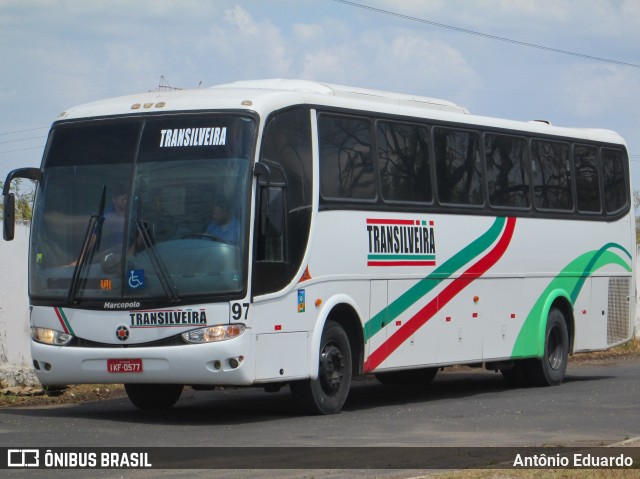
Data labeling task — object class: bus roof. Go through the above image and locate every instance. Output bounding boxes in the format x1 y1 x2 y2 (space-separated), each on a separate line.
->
211 79 470 113
57 79 625 145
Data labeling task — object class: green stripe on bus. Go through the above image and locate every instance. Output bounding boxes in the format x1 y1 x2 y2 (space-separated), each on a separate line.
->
569 242 631 304
56 306 75 336
364 217 506 342
512 244 632 358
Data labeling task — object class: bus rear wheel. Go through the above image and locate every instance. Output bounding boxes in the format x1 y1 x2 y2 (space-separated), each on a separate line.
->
290 320 352 414
524 307 569 386
124 384 184 409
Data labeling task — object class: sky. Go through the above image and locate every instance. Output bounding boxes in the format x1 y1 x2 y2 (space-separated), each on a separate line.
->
2 0 640 191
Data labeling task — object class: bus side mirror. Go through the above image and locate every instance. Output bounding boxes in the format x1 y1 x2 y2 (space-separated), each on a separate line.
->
3 193 15 241
260 186 284 237
2 167 42 241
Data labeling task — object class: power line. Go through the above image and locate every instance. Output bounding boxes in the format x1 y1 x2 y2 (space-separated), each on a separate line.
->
332 0 640 69
0 145 45 155
0 126 48 136
0 135 46 145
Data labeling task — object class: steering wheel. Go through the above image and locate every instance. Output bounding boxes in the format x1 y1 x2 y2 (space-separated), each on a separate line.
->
182 233 231 244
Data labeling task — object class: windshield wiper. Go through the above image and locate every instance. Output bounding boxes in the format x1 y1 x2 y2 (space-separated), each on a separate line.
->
66 185 107 304
134 215 180 304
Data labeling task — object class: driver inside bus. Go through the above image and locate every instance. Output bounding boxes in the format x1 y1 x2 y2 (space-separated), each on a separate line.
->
101 185 128 250
205 199 239 244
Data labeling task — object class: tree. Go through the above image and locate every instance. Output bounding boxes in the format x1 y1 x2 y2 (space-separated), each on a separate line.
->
0 179 35 221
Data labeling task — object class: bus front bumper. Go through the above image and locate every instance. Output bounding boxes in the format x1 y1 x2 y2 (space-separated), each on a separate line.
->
30 333 254 386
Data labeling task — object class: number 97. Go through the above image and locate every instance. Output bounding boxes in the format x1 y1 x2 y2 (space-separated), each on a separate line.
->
231 302 249 320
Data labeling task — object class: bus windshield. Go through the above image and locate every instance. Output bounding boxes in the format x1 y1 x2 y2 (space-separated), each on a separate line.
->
29 114 256 306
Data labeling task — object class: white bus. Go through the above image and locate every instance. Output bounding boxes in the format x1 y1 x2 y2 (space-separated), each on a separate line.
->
3 79 635 414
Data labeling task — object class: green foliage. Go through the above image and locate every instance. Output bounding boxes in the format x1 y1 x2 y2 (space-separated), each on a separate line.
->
0 178 35 221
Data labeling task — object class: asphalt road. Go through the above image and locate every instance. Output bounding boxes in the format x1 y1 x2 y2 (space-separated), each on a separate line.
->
1 357 638 478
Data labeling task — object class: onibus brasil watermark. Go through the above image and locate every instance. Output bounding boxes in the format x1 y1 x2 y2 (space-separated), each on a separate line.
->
7 449 151 469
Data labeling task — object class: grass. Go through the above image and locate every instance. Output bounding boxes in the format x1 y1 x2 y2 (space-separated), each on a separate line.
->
571 337 640 361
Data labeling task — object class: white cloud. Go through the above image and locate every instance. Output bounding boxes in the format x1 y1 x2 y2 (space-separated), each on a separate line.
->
224 4 261 36
369 33 483 97
206 5 293 80
299 46 364 85
292 23 325 43
292 26 482 102
560 64 640 118
1 0 639 188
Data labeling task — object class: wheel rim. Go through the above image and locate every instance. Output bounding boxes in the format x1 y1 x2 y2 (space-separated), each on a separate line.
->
547 325 564 370
319 342 345 395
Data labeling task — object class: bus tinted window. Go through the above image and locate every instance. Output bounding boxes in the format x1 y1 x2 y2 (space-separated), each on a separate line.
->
319 115 375 201
377 121 432 203
602 148 628 213
484 133 530 208
574 144 601 213
46 121 140 167
254 108 313 296
532 139 572 211
434 127 482 205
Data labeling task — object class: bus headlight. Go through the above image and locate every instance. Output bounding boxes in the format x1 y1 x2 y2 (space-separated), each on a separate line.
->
32 327 73 346
181 324 246 344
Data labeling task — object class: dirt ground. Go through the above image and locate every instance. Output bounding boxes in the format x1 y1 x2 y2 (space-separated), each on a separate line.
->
1 338 638 408
0 383 127 408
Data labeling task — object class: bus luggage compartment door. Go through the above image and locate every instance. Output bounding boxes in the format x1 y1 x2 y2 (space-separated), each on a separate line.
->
254 331 309 381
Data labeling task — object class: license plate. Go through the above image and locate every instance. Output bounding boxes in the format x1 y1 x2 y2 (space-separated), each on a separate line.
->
107 358 143 373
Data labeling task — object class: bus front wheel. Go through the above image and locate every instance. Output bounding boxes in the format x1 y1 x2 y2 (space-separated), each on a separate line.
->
290 320 352 414
124 383 184 409
525 307 569 386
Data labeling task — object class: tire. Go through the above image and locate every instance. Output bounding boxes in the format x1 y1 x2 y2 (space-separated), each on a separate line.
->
290 320 352 414
524 307 569 386
375 367 438 386
124 384 183 409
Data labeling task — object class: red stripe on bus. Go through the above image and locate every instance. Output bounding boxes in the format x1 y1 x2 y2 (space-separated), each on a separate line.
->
364 217 516 372
366 218 416 225
367 261 436 267
54 307 70 335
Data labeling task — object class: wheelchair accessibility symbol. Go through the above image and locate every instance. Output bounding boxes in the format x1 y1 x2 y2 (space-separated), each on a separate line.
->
128 269 145 289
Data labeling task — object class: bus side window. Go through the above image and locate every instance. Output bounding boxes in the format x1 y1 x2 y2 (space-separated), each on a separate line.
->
319 114 375 201
531 139 572 211
377 121 432 204
575 144 601 213
434 127 483 206
601 148 628 214
484 133 530 209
